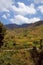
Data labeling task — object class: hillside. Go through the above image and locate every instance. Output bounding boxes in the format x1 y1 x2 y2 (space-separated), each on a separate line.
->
0 20 43 65
3 20 43 50
5 23 32 29
5 20 43 29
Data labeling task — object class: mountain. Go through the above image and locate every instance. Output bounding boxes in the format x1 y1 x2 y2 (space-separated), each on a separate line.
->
5 20 43 29
5 23 32 29
32 20 43 26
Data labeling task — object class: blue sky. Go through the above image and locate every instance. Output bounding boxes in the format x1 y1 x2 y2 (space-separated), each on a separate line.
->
0 0 43 25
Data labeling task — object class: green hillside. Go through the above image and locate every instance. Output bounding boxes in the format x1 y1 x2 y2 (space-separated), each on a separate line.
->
2 23 43 49
0 21 43 65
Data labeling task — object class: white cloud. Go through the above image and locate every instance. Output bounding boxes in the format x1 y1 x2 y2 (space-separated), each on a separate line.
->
12 2 36 15
0 0 14 12
2 15 7 19
10 15 40 25
29 18 40 23
38 6 43 13
10 15 29 24
0 0 36 16
0 0 40 25
0 0 36 15
34 0 43 4
2 13 11 19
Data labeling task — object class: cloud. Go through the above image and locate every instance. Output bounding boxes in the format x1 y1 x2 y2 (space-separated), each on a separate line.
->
34 0 43 4
10 15 29 24
0 0 36 16
10 15 40 25
2 13 11 19
2 15 7 19
12 2 36 15
0 0 41 25
38 6 43 13
0 0 14 12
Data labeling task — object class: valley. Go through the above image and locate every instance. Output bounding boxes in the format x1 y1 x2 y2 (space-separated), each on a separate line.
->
0 20 43 65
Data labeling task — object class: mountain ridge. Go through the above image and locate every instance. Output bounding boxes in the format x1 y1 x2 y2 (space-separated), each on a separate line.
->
5 20 43 29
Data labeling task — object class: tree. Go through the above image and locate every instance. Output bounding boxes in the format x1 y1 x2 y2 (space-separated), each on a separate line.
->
39 39 43 49
30 39 43 65
6 63 11 65
0 22 6 48
33 41 38 47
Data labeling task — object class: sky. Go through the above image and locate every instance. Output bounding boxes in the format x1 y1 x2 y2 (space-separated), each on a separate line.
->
0 0 43 25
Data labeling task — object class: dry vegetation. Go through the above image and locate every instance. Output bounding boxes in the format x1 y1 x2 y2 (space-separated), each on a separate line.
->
2 24 43 49
0 23 43 65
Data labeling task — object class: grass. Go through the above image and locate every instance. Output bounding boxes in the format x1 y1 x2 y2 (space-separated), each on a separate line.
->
0 50 34 65
2 24 43 49
0 24 43 65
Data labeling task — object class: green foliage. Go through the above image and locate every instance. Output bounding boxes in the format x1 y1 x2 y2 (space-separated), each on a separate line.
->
0 22 6 48
30 39 43 65
0 22 43 65
1 23 43 49
39 39 43 49
0 50 34 65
